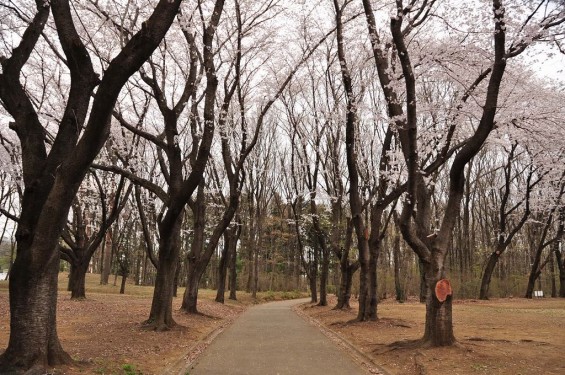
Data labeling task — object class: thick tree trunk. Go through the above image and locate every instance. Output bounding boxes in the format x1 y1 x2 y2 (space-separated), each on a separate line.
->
335 262 358 309
68 261 89 299
0 252 72 372
422 260 455 346
479 251 500 300
146 254 177 330
145 217 182 330
182 262 205 313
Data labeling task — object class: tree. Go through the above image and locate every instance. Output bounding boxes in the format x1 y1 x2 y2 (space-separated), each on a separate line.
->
332 0 372 321
93 0 227 328
479 144 543 299
0 0 182 370
525 181 565 298
215 217 242 303
361 0 564 346
61 171 132 299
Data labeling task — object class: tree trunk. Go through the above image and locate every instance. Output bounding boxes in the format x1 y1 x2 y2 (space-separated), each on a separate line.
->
173 258 181 298
252 246 259 298
556 248 565 297
215 231 231 303
393 233 405 302
146 254 177 330
422 260 455 346
549 251 556 298
479 251 500 300
120 273 127 294
525 228 553 299
68 261 89 300
100 230 112 285
182 262 205 313
229 238 238 300
418 259 426 303
367 244 378 320
246 245 253 293
318 248 329 306
0 252 72 371
134 253 141 286
309 269 317 303
335 262 358 309
336 262 349 309
145 216 182 330
525 270 541 299
356 246 370 320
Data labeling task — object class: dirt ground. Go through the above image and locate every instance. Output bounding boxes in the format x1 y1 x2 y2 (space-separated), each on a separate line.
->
0 273 294 375
2 273 563 375
300 295 565 375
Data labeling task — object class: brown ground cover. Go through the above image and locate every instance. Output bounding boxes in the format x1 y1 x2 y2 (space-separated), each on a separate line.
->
300 295 565 375
0 273 303 375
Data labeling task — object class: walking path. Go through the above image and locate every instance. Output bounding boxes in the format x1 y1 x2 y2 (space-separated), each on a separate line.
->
189 298 368 375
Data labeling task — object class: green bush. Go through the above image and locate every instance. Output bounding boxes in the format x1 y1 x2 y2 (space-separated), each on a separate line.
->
122 363 141 375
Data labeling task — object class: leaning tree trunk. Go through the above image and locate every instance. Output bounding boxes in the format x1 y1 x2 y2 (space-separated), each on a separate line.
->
525 248 544 299
120 272 128 294
422 259 455 346
479 250 502 299
525 270 541 299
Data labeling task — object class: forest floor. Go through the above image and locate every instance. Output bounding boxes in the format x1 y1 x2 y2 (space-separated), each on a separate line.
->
0 273 306 375
299 295 565 375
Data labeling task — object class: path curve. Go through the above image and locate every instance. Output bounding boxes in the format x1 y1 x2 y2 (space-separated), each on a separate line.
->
190 298 367 374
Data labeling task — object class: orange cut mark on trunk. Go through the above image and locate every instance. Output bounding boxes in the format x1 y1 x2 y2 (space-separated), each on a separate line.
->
435 279 452 302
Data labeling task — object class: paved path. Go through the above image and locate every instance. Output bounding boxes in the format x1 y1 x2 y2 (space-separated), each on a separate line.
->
190 298 367 375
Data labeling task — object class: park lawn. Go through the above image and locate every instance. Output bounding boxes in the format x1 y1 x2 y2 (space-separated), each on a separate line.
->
300 295 565 375
0 272 304 375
